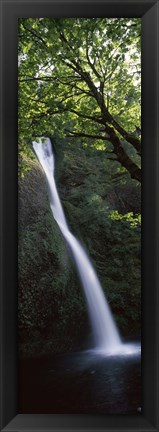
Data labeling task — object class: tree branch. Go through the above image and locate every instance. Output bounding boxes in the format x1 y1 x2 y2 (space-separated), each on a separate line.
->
67 108 103 124
86 38 101 80
65 126 141 182
19 76 57 82
107 115 141 154
104 125 141 182
22 24 47 48
65 129 110 141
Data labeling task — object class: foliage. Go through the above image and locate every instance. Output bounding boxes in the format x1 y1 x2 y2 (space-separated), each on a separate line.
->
18 18 141 356
59 144 141 338
110 211 141 227
18 17 141 181
18 143 141 357
18 157 87 356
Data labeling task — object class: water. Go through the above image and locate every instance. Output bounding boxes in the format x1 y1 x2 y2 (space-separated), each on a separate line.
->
32 137 140 357
19 137 141 414
19 348 141 414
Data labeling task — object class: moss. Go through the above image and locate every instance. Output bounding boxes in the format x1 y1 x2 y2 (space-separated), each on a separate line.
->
19 147 141 357
18 155 87 357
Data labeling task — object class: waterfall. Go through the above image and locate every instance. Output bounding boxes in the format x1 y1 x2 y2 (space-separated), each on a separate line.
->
32 137 122 353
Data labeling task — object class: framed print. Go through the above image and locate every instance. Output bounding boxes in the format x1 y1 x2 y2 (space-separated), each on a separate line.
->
1 0 159 431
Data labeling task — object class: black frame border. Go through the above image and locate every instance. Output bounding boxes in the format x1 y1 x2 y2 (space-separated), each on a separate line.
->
0 1 159 431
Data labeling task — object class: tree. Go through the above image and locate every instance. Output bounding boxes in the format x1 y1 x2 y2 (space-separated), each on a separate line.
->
18 18 141 182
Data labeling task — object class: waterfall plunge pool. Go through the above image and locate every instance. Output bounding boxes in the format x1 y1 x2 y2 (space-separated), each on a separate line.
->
19 342 141 414
88 341 141 356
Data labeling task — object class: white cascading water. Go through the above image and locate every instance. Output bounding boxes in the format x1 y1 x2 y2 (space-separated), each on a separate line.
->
33 137 121 353
33 137 140 356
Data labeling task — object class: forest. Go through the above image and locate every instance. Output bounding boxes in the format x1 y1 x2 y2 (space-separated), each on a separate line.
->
18 17 141 358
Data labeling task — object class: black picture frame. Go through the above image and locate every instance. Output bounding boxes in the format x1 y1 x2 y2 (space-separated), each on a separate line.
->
0 0 159 431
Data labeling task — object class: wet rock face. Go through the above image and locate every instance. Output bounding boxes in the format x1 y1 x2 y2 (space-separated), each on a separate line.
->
18 150 141 358
18 158 86 358
19 161 55 356
18 160 48 231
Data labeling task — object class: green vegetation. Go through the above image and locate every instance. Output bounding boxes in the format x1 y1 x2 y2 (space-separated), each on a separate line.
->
18 17 141 181
18 18 141 357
